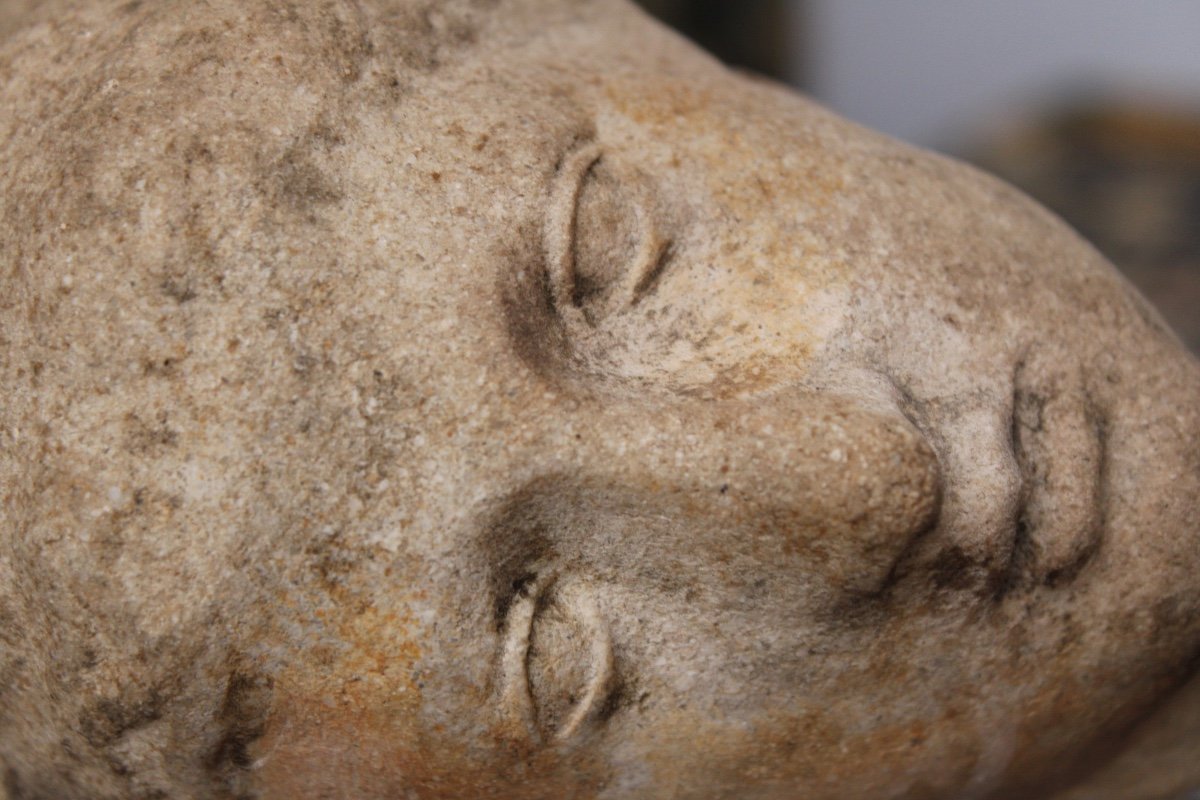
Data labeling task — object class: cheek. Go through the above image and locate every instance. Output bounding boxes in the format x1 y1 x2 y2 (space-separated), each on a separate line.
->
252 694 423 799
631 238 851 391
244 582 612 799
248 635 478 799
604 700 990 800
251 689 614 800
247 605 431 797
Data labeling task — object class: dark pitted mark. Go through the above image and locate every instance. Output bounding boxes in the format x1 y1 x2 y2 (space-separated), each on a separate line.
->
929 545 979 592
160 275 196 304
206 670 273 774
79 690 168 749
3 766 21 800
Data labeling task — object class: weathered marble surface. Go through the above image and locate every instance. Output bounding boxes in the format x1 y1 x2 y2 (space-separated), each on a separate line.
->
0 2 1198 798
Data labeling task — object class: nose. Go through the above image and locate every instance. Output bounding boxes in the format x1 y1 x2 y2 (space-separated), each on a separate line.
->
509 391 943 599
484 389 942 746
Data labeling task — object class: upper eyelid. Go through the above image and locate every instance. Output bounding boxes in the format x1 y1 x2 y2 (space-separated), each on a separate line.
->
545 141 604 314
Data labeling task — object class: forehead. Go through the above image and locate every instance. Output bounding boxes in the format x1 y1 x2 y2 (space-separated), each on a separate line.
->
0 0 1171 423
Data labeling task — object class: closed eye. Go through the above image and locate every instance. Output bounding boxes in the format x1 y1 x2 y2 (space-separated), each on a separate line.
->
545 141 671 326
496 571 615 744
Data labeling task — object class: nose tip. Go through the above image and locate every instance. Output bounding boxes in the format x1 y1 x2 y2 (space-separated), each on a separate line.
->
555 392 943 597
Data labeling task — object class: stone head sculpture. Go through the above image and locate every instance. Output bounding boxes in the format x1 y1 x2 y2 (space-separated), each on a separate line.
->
1 1 1198 798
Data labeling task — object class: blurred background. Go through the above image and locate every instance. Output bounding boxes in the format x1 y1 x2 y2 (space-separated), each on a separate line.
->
636 0 1200 353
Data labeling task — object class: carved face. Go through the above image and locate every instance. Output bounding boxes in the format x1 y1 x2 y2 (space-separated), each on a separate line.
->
236 13 1200 799
1 2 1198 799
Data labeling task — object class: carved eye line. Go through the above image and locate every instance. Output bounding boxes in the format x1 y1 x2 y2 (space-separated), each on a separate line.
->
545 141 672 326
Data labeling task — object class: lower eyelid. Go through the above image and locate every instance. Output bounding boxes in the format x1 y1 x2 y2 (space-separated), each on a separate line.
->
1010 362 1107 587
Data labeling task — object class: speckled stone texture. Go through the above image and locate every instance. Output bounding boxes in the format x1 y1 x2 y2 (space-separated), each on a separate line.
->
1 2 1198 798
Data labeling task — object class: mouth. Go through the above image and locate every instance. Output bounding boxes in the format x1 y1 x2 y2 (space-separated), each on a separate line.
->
496 572 615 745
871 352 1109 602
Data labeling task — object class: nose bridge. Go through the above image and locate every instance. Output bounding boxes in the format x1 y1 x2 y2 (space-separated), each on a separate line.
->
521 392 942 595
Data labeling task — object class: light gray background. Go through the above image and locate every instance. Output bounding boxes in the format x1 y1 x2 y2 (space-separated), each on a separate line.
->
802 0 1200 148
